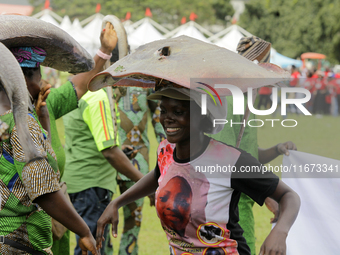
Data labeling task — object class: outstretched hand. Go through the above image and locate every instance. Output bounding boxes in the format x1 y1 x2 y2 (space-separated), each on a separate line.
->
276 141 297 156
259 228 287 255
100 22 118 54
96 201 119 250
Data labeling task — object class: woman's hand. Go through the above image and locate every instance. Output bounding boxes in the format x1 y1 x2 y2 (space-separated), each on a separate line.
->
71 22 118 100
96 200 119 250
100 22 118 55
258 141 297 164
34 189 100 254
121 145 138 159
259 228 287 255
276 141 297 156
35 80 51 136
79 232 99 255
35 80 51 119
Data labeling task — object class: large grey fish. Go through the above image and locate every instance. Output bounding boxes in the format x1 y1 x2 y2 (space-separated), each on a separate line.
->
0 14 94 73
89 36 289 95
0 42 41 162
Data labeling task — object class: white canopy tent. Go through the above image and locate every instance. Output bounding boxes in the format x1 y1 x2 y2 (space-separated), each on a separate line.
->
165 21 213 43
209 24 302 68
123 19 135 35
128 17 167 51
81 13 104 56
59 15 72 32
66 18 93 55
209 24 252 52
32 9 62 27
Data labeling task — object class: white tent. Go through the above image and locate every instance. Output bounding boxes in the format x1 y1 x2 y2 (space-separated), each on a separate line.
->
70 18 83 31
32 9 62 27
165 21 213 43
59 15 72 32
123 19 135 35
209 25 252 52
128 18 166 51
79 13 105 56
208 24 302 68
67 18 92 54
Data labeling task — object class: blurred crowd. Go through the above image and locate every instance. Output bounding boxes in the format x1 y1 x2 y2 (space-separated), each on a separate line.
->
258 65 340 117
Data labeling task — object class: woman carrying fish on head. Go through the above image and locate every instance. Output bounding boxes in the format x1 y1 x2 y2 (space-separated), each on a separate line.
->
0 15 117 255
93 36 300 255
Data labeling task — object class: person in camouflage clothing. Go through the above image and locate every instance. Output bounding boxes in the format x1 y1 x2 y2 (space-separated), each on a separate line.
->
115 87 165 255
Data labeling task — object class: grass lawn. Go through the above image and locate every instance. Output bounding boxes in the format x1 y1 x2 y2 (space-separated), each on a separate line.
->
56 112 339 254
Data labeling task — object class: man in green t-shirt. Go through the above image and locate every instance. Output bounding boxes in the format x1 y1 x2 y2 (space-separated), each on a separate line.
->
63 88 144 255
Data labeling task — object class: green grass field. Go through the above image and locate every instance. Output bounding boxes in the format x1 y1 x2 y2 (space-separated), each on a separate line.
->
56 112 340 254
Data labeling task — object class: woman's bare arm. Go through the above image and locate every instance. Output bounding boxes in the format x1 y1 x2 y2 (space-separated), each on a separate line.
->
96 170 158 249
260 180 300 255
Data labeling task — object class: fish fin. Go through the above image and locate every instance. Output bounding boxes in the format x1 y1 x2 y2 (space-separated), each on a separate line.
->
258 63 290 77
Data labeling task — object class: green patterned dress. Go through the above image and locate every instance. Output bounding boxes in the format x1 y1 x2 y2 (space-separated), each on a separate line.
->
0 111 60 255
115 87 165 255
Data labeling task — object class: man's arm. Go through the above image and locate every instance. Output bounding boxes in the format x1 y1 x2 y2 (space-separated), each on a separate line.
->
96 170 158 249
101 146 144 182
260 180 300 255
258 141 297 223
71 22 118 100
34 190 98 255
258 141 297 165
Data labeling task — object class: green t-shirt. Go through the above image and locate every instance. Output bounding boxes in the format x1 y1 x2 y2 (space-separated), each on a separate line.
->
46 81 78 177
62 89 118 194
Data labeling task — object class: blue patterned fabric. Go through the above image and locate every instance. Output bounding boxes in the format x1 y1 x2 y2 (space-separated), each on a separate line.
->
10 47 46 68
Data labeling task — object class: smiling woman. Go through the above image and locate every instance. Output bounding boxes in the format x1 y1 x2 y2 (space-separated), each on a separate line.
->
96 83 300 255
95 37 300 255
160 98 193 147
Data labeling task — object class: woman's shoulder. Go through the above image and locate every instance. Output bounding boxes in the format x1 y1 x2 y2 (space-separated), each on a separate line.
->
208 138 241 153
